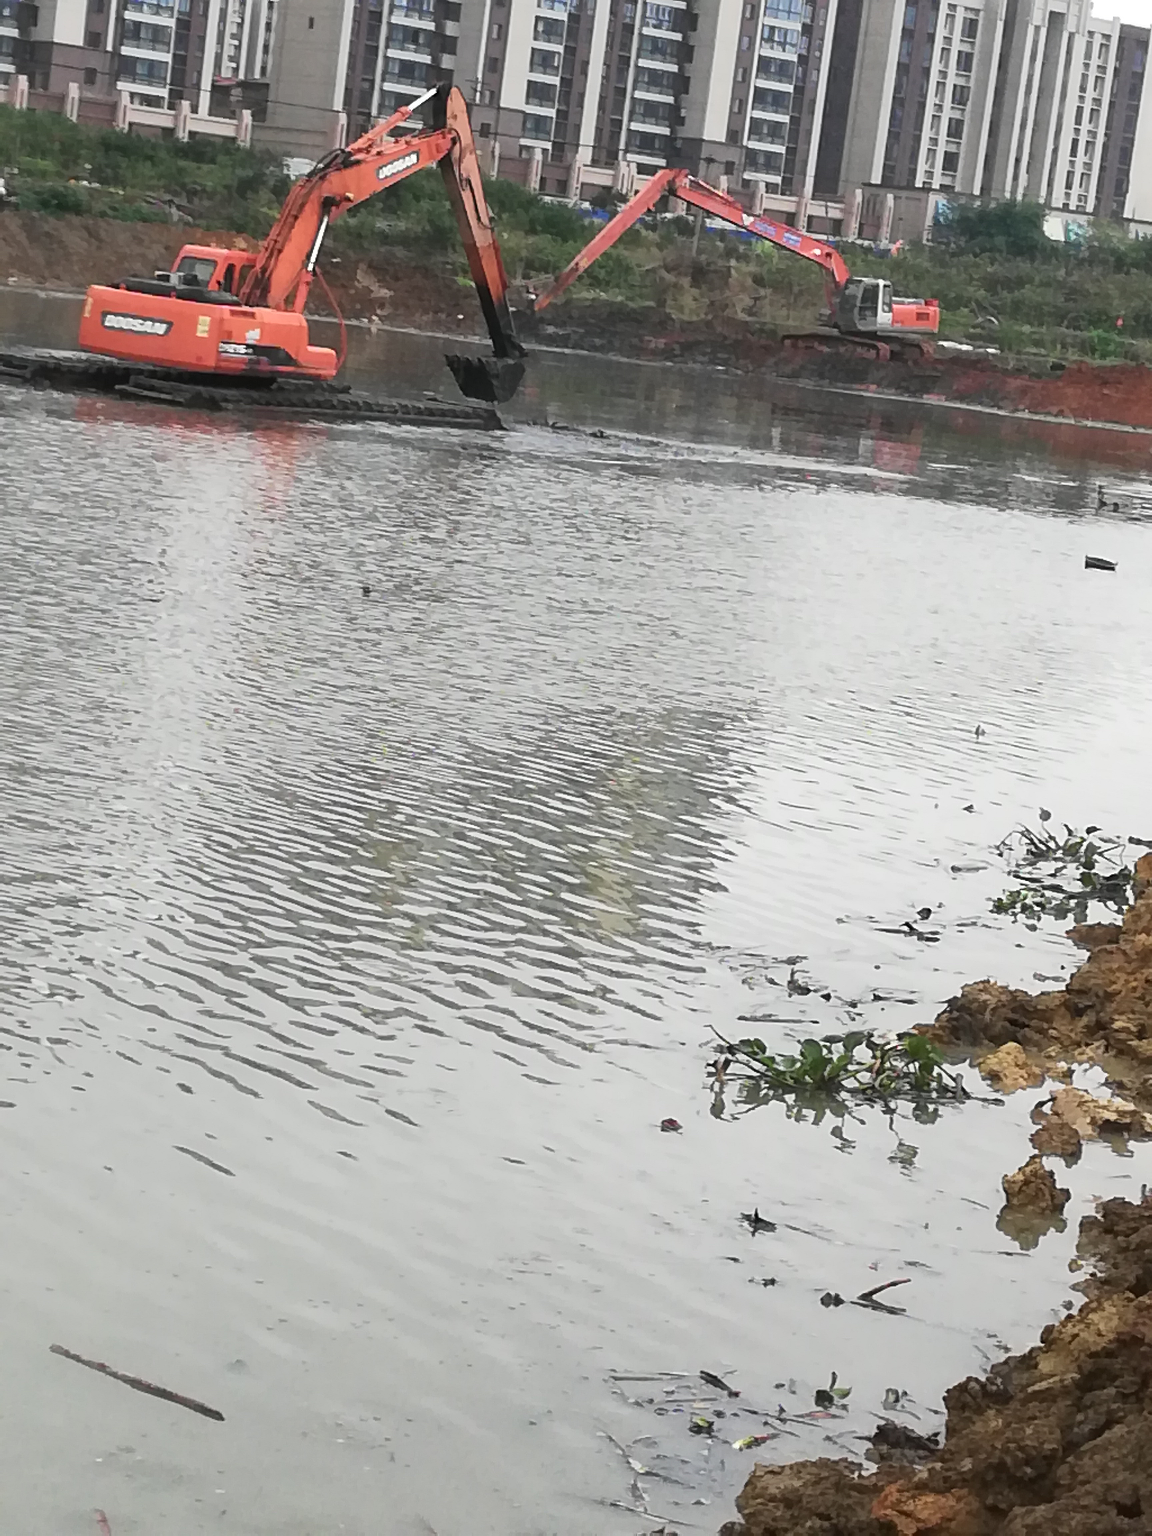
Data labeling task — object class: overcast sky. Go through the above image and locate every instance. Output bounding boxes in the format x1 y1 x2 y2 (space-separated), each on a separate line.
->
1093 0 1152 22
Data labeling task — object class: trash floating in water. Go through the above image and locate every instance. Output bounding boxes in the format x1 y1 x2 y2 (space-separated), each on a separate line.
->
49 1343 224 1422
699 1370 740 1398
660 1117 683 1133
1085 555 1117 571
739 1207 777 1235
813 1371 852 1409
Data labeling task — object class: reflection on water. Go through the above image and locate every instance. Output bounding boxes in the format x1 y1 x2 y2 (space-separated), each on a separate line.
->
3 295 1152 1535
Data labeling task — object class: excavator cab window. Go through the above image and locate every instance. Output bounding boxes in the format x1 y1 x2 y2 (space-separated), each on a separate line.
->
173 255 220 288
856 281 879 323
221 263 237 294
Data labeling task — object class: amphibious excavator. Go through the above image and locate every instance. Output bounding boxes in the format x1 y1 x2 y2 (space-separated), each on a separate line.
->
534 167 939 362
76 83 525 403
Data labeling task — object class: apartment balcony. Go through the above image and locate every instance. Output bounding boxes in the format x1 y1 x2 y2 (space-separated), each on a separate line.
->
383 57 430 87
121 38 174 59
746 119 787 148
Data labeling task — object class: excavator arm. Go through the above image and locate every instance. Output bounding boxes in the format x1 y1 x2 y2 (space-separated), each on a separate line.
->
241 82 524 402
533 168 851 312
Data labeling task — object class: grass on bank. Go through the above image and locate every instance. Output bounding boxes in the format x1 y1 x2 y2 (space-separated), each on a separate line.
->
3 103 1152 361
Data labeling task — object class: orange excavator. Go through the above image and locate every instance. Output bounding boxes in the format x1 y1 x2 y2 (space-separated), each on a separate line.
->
534 168 938 362
77 83 525 403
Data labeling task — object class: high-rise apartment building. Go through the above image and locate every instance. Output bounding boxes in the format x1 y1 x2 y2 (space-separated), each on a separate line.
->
3 0 1144 239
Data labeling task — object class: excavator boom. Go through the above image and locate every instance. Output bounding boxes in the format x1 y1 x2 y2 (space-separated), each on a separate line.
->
534 168 850 312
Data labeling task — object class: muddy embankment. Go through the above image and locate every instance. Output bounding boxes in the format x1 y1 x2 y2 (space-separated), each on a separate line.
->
721 858 1152 1536
5 210 1152 430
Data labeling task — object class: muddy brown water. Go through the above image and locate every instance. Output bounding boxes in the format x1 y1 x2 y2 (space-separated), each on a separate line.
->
3 288 1152 1535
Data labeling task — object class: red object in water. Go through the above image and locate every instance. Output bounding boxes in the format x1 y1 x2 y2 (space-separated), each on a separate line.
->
660 1117 683 1133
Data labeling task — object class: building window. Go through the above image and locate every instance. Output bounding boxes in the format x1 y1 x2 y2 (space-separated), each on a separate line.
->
946 114 963 138
955 49 972 71
753 85 791 111
941 149 958 171
960 14 977 38
745 146 784 173
85 28 100 46
529 45 560 74
490 20 501 38
951 83 970 105
533 15 564 41
757 54 795 82
736 66 746 81
522 112 553 139
526 77 557 105
644 3 678 30
761 23 799 51
748 115 786 143
83 66 97 83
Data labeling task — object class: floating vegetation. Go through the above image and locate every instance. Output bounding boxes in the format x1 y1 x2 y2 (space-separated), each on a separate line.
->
992 811 1136 922
710 1028 969 1112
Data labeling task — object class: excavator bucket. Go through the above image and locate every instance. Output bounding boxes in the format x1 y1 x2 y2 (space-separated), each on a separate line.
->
445 352 526 404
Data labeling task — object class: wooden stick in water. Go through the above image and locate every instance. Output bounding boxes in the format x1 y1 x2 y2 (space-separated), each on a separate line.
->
50 1344 225 1422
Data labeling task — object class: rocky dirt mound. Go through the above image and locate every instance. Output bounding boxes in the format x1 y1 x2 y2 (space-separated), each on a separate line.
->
927 854 1152 1101
719 1195 1152 1536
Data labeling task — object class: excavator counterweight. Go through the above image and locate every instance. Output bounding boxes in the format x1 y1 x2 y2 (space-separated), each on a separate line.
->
76 85 525 402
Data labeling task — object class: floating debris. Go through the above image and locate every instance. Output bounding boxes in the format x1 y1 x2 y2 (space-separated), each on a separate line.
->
739 1208 777 1235
991 815 1133 923
700 1370 740 1398
813 1372 851 1409
49 1344 224 1422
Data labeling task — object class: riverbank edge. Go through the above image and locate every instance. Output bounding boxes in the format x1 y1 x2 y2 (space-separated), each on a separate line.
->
5 209 1152 432
721 857 1152 1535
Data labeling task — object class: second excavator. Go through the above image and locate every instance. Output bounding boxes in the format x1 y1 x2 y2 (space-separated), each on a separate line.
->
76 83 526 403
534 168 939 362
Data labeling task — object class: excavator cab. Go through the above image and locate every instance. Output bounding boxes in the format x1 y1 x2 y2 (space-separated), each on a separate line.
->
834 276 939 348
834 278 891 335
